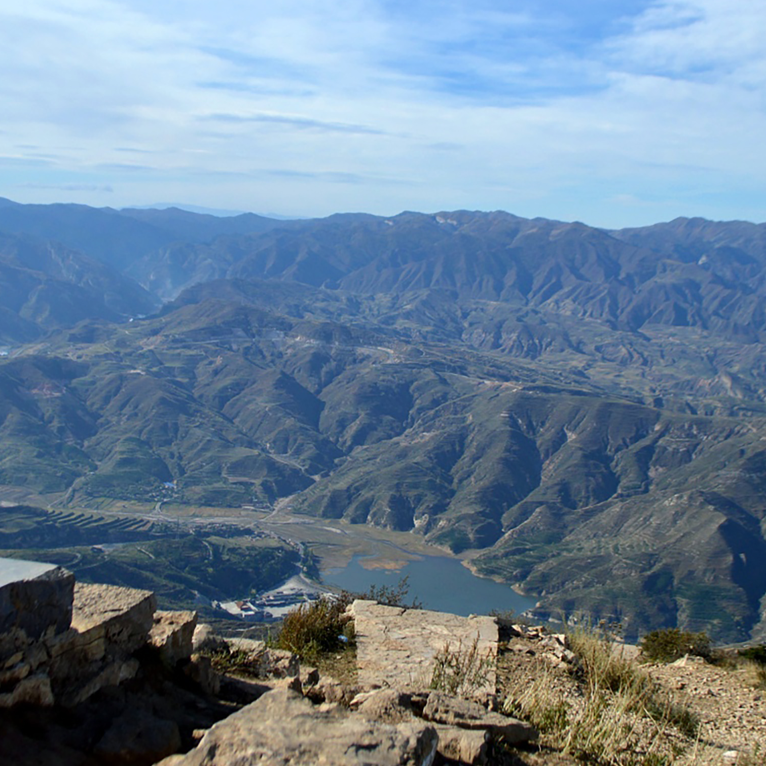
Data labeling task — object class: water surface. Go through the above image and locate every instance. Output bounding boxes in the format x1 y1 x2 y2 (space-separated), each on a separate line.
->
324 554 535 617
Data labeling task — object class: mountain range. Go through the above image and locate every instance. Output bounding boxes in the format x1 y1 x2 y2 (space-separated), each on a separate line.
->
1 198 766 642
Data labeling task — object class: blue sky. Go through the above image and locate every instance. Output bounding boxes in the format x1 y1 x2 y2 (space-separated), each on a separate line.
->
1 0 765 226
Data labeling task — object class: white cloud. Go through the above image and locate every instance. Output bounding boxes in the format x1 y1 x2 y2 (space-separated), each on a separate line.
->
0 0 765 225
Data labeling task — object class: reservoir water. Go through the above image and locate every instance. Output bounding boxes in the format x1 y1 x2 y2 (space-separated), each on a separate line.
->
324 554 535 617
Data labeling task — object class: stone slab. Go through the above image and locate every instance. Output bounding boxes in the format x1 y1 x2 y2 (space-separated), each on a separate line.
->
0 557 74 647
156 688 438 766
351 600 498 698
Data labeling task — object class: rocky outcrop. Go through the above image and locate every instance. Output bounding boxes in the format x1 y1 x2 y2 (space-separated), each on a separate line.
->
0 559 196 709
0 559 540 765
156 688 439 766
150 611 198 668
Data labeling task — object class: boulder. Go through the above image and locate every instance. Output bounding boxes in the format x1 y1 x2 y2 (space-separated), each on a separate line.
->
351 600 497 698
150 611 198 667
226 637 266 656
433 724 489 765
157 688 438 766
59 658 140 708
351 688 414 723
183 654 221 696
0 672 54 707
256 648 299 678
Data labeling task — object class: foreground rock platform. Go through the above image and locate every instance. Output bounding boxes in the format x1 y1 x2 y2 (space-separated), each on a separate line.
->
157 688 439 766
351 600 498 698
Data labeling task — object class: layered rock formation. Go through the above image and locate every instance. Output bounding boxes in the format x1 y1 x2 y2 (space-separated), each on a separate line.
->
0 556 537 766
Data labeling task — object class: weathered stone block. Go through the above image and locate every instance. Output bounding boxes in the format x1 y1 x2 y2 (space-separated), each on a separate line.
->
59 658 141 708
0 672 54 708
71 582 157 656
352 688 414 723
46 583 155 703
192 623 227 653
183 654 221 696
351 600 498 698
150 610 198 667
0 558 74 655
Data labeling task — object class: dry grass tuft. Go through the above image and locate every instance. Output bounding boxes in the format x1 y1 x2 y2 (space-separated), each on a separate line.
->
503 624 697 765
429 636 495 697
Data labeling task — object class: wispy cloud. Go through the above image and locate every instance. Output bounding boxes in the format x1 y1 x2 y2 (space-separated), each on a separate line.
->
18 182 114 192
0 0 764 225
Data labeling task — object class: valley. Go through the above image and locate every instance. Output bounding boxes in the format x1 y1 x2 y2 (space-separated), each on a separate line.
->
1 201 766 642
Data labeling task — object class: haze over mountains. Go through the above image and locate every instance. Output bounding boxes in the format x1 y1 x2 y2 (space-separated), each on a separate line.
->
1 197 766 642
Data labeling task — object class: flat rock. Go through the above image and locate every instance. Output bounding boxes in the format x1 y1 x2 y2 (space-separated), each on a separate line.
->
351 600 498 698
423 691 537 744
0 672 54 708
158 687 438 766
70 582 157 647
150 610 198 666
0 558 74 650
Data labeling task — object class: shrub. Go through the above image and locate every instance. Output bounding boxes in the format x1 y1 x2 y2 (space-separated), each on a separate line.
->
640 628 711 663
358 575 422 609
276 594 354 662
738 644 766 665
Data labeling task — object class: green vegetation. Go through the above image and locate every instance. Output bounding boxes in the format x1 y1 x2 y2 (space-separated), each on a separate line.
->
640 628 711 663
738 644 766 665
275 594 355 663
357 576 422 609
4 207 766 642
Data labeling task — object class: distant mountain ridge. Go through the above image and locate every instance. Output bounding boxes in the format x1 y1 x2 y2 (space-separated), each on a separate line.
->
1 199 766 642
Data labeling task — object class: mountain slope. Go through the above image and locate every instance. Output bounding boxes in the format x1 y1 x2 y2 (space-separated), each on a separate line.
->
1 202 766 641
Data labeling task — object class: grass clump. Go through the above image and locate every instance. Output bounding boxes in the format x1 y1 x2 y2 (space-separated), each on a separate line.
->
429 637 494 697
640 627 711 663
275 594 354 662
503 623 698 765
207 648 260 677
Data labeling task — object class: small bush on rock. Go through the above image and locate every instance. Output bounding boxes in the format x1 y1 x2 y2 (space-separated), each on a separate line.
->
640 628 711 663
276 594 354 662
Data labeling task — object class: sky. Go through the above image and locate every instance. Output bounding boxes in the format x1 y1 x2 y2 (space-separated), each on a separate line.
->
1 0 765 227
